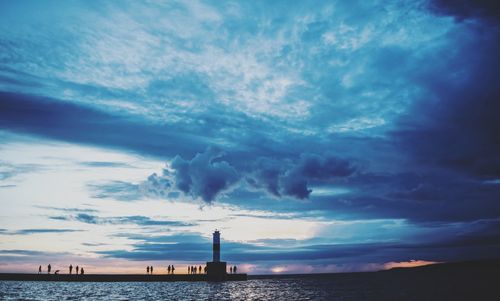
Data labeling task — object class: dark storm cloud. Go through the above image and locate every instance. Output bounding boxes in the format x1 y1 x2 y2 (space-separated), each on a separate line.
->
142 151 356 202
170 147 239 203
312 171 500 223
429 0 500 24
222 170 500 225
0 91 207 158
393 1 500 179
247 154 356 199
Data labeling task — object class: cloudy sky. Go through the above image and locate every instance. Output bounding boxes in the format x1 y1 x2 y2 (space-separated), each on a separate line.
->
1 0 499 274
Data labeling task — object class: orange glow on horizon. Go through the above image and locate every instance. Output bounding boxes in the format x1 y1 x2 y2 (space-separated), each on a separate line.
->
0 260 209 275
383 260 439 270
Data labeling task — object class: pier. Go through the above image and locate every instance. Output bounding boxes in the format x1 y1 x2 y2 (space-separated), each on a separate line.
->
0 273 247 282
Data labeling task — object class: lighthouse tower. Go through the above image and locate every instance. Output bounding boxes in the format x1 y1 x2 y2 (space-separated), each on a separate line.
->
213 230 221 262
206 229 227 281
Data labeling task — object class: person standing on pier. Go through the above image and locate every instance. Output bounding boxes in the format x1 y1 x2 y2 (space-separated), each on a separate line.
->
230 266 233 274
48 264 51 274
172 265 175 274
151 266 153 274
147 266 150 274
234 266 237 274
76 266 79 275
69 264 73 274
38 265 41 274
81 267 84 275
167 265 171 274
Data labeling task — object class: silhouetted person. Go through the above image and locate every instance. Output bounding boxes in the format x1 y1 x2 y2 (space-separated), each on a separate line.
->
198 265 202 274
234 266 237 274
147 266 150 274
151 266 154 274
230 266 233 274
69 264 73 274
76 266 79 275
167 265 171 274
81 268 84 275
172 265 175 274
204 266 207 274
38 265 42 274
48 264 51 274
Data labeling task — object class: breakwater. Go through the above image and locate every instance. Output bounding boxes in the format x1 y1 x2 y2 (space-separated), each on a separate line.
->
0 273 247 282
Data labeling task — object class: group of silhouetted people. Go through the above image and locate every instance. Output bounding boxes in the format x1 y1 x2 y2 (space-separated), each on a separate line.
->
229 266 238 274
69 264 84 275
167 265 175 274
188 265 205 274
38 264 84 275
37 263 237 276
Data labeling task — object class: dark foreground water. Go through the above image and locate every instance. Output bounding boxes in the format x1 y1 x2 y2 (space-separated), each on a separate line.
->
1 264 498 301
2 276 373 301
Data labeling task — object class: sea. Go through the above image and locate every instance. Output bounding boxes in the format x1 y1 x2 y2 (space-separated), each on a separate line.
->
0 269 497 301
3 275 374 301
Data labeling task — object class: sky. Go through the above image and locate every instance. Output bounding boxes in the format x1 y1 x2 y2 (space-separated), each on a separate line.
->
1 0 499 275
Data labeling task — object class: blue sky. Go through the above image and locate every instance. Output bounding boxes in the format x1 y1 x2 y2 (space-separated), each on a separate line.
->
1 0 499 274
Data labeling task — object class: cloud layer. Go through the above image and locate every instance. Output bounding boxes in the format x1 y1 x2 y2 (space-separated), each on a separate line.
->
1 0 499 272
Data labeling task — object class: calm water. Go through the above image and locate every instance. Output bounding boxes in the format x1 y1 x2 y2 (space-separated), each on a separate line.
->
0 270 497 301
0 276 377 301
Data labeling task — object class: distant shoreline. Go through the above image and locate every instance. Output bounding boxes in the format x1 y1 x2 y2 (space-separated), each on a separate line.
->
250 258 500 278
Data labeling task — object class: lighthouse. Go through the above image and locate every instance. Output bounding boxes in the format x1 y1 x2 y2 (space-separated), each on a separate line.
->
206 229 227 280
213 230 221 262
